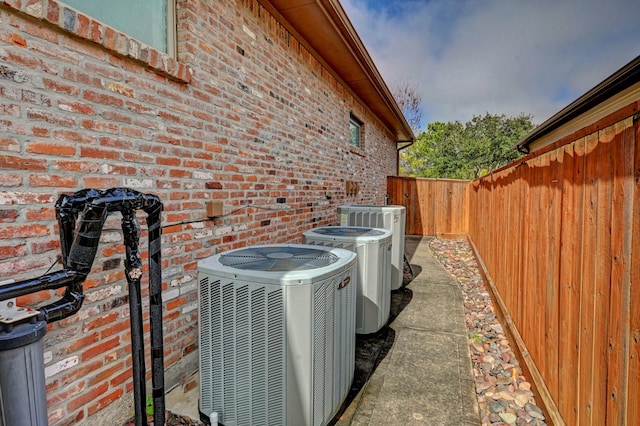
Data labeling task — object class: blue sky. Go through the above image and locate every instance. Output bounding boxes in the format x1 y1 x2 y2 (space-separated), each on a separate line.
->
341 0 640 131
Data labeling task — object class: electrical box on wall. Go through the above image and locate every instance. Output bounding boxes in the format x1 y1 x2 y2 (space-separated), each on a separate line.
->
206 201 223 218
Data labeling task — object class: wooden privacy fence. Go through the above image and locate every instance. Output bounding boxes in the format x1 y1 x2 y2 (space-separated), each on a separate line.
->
388 114 640 425
386 176 469 236
468 116 640 426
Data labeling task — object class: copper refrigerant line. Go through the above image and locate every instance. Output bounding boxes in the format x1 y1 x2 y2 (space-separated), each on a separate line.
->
0 188 164 426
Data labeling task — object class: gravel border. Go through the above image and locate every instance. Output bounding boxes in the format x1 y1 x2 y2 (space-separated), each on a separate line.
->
428 238 548 426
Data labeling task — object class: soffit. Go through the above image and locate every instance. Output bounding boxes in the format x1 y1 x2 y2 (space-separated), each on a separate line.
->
262 0 414 143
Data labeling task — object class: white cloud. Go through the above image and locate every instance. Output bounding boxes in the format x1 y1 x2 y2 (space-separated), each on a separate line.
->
342 0 640 130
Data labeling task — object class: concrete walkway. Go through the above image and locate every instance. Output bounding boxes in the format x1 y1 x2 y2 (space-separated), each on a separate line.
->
335 236 480 425
166 236 481 425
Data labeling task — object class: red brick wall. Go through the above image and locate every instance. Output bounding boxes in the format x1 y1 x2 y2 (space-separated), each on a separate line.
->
0 0 399 423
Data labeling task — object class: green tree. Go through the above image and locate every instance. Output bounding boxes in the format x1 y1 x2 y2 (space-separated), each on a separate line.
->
401 113 535 179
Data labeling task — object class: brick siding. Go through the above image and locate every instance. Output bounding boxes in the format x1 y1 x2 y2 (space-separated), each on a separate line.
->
0 0 399 424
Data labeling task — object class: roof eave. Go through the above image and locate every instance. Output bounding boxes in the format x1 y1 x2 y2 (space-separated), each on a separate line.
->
515 55 640 154
261 0 415 145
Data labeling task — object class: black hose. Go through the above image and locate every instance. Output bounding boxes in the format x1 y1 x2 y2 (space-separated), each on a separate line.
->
43 202 108 322
0 198 108 323
0 270 76 301
55 188 103 267
144 198 165 426
122 209 147 426
0 188 166 426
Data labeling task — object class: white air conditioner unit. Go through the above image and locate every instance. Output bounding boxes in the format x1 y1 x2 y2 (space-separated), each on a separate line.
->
197 244 357 426
338 205 406 290
303 226 392 334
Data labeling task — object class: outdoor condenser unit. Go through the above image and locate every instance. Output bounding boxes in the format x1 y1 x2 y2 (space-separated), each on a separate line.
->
197 244 357 426
338 205 406 290
303 226 392 334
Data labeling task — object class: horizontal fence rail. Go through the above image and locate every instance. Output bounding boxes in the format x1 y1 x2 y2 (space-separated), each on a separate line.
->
388 112 640 425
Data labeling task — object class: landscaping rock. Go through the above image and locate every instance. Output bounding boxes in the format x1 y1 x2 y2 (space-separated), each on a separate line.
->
429 238 547 426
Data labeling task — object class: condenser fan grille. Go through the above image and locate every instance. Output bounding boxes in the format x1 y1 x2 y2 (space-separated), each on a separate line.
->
218 246 340 271
311 227 385 237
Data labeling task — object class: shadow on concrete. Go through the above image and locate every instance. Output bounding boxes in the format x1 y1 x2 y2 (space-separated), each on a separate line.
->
330 271 416 424
407 264 422 281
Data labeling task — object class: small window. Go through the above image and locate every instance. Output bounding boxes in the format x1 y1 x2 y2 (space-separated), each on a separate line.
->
349 114 363 148
61 0 176 56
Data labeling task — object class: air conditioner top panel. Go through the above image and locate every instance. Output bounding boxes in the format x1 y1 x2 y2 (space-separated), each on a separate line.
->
197 244 357 285
218 245 340 271
303 226 392 242
337 204 406 212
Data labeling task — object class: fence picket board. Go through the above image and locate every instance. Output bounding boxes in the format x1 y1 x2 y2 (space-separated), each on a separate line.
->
592 126 615 425
557 140 584 425
546 149 563 401
628 116 640 426
605 119 634 424
412 178 421 235
578 132 599 424
425 179 436 235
